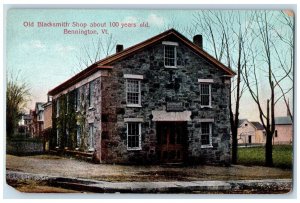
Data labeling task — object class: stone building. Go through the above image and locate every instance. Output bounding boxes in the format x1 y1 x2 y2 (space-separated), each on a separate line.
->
48 29 235 164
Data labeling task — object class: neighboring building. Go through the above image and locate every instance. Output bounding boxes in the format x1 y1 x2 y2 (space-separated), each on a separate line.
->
237 119 265 145
30 102 45 137
42 98 53 151
274 116 293 145
48 29 235 164
17 113 32 136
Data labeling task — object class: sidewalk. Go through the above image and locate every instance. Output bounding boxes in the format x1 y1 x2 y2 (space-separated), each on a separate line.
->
6 170 292 194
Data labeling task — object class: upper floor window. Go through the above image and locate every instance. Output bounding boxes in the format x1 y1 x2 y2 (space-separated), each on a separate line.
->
124 74 143 107
163 41 178 68
66 94 69 114
89 81 95 108
75 89 80 111
56 99 60 117
198 79 213 108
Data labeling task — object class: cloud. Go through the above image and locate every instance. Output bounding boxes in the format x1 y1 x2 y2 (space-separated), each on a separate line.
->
31 40 46 49
20 40 46 51
123 16 138 23
147 14 165 27
54 44 76 56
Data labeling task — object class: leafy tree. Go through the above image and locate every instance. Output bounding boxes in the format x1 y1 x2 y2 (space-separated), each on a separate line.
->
6 72 30 138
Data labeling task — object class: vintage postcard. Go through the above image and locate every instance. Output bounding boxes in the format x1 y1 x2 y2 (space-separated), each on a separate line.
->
4 6 294 196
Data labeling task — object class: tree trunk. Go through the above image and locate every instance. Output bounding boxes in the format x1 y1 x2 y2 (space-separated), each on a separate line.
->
231 127 238 164
265 131 273 166
265 99 273 166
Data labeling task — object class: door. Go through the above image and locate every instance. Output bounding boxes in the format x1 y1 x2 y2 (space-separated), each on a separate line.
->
248 135 252 144
156 122 187 163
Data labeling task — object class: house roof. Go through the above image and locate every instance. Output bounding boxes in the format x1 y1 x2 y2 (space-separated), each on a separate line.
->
48 28 236 96
250 121 264 130
238 119 264 130
275 116 292 125
238 119 247 127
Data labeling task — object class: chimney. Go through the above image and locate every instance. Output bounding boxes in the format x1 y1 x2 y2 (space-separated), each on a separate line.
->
193 35 203 49
116 44 124 53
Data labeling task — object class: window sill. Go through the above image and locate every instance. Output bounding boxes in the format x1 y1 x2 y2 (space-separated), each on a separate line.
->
201 145 213 149
126 104 142 108
200 105 212 109
127 147 142 151
164 66 178 69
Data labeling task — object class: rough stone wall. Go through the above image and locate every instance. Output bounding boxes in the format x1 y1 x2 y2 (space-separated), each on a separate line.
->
7 139 44 155
52 77 102 161
101 37 231 165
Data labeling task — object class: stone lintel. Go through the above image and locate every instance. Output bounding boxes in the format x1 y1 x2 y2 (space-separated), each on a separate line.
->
152 110 191 121
124 117 144 122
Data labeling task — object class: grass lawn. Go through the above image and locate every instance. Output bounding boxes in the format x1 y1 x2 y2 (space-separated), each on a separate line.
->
238 145 293 169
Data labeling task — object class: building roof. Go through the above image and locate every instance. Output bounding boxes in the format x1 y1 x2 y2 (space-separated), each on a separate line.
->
238 119 264 130
238 119 247 127
275 116 292 125
250 121 264 130
48 28 236 96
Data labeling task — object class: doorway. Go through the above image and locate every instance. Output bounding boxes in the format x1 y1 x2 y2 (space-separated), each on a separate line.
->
156 122 187 163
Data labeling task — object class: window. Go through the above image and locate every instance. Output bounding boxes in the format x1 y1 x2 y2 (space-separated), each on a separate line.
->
198 79 213 107
56 129 60 147
245 123 248 127
126 79 141 106
164 45 176 67
75 89 80 111
275 130 278 138
201 122 212 148
127 122 141 150
56 99 60 117
88 123 94 150
200 83 211 107
66 94 69 114
76 125 81 147
89 81 95 108
163 41 178 68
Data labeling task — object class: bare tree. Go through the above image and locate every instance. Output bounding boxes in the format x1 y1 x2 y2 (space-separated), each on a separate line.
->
193 10 253 164
243 11 293 166
73 34 117 73
272 11 294 121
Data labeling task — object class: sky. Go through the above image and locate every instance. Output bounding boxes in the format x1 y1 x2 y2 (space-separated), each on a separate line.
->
5 9 294 122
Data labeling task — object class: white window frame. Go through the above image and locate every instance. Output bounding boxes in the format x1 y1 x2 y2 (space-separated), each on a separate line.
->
200 122 213 148
56 129 60 148
163 41 178 68
75 89 80 112
76 125 81 148
89 81 95 109
124 75 143 107
88 123 94 151
66 94 69 114
198 79 214 108
126 122 142 150
56 99 60 117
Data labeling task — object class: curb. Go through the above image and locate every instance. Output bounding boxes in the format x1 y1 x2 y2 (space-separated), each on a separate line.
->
6 170 292 193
